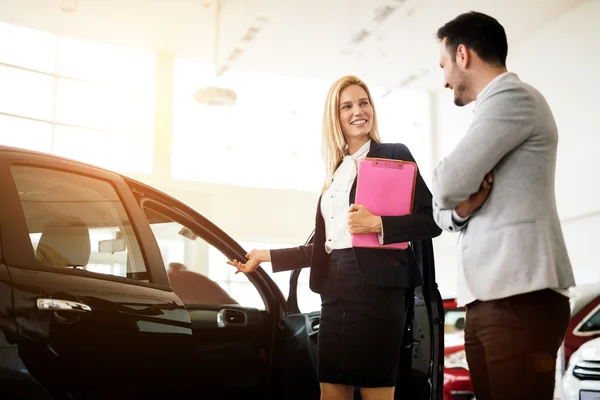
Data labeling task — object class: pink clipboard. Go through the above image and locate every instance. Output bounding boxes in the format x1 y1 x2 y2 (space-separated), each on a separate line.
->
352 157 417 250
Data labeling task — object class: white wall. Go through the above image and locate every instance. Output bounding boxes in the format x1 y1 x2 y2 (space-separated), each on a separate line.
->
431 0 600 297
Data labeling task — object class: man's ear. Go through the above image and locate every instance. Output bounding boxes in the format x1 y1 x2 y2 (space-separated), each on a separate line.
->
455 44 470 69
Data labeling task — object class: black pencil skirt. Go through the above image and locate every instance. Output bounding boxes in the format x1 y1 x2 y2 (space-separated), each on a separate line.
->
317 248 408 388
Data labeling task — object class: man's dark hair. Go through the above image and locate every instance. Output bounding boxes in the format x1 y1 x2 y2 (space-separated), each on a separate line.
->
437 11 508 67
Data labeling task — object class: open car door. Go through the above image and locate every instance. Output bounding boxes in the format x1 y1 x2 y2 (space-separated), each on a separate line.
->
282 233 444 400
127 178 310 399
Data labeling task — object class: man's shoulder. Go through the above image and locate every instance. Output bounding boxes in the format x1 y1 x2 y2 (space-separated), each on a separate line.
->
483 74 554 127
475 75 540 122
488 73 541 102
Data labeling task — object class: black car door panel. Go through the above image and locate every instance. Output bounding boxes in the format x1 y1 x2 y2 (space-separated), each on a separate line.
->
187 304 270 393
10 267 193 398
0 263 54 400
130 188 286 399
274 312 321 399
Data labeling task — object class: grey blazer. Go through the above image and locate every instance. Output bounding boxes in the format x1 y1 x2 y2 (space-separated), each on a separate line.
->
431 72 575 302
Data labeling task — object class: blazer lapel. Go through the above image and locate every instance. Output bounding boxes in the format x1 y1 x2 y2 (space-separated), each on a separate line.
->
350 140 382 205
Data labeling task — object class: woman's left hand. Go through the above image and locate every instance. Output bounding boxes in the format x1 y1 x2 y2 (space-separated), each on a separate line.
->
347 204 382 235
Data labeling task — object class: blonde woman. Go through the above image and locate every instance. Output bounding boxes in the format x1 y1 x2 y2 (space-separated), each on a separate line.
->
228 76 441 400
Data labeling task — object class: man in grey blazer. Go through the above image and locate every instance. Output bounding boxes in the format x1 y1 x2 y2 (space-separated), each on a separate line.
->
432 12 576 400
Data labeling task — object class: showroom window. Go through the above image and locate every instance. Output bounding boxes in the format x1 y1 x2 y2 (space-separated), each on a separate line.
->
0 21 155 174
0 114 52 153
0 21 57 73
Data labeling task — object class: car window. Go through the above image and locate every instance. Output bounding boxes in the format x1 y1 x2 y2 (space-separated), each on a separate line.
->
10 165 148 281
141 204 266 310
578 305 600 334
444 308 466 333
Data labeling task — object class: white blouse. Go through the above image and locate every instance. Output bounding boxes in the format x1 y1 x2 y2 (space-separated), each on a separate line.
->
320 140 377 254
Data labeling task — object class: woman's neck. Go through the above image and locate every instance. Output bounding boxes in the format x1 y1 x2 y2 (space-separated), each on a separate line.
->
347 136 370 155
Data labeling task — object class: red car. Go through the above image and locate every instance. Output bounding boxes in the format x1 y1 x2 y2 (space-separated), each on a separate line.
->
442 284 600 400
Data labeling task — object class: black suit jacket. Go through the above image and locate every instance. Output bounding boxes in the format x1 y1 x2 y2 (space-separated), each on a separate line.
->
270 141 442 292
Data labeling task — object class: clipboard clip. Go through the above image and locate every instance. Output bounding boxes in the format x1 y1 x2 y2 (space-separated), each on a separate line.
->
373 159 404 169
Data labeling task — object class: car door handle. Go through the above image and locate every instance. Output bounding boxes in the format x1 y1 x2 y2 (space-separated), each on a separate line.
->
217 308 246 327
37 298 92 313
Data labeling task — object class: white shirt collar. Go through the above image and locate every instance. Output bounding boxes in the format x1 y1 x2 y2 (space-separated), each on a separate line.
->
348 139 371 161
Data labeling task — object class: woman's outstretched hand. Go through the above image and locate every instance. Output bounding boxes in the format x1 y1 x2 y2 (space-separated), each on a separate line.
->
226 249 271 274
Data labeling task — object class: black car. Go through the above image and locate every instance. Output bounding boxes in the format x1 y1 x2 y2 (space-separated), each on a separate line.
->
0 146 444 399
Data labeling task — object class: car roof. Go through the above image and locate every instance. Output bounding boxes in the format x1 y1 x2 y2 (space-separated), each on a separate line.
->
0 144 129 174
0 145 187 211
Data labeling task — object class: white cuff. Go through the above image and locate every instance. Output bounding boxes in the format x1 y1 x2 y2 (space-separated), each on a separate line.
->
452 210 470 224
377 221 385 245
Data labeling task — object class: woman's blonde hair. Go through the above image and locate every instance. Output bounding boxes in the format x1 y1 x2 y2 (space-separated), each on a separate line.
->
321 75 381 193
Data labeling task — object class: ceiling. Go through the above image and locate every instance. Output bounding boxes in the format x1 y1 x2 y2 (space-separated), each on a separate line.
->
0 0 584 91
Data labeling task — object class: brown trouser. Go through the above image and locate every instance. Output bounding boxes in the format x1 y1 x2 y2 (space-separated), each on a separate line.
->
464 289 570 400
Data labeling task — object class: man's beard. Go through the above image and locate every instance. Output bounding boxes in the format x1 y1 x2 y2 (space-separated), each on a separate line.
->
453 91 466 106
452 70 470 107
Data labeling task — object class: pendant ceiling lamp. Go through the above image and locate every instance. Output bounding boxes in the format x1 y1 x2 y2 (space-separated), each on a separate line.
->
194 0 237 106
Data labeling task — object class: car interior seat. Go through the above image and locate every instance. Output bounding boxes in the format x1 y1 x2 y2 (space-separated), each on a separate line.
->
35 218 91 269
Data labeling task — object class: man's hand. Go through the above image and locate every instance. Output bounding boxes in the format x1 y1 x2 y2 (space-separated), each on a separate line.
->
226 249 270 274
454 173 494 218
347 204 382 235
